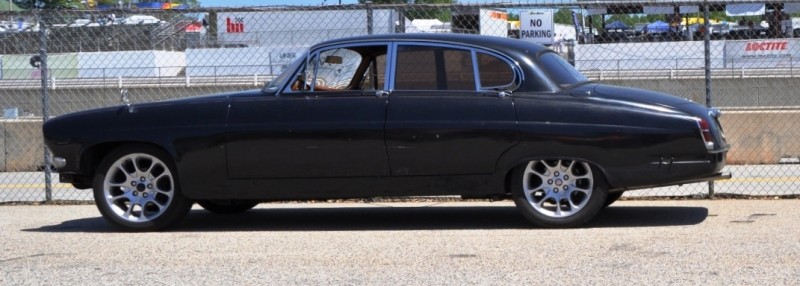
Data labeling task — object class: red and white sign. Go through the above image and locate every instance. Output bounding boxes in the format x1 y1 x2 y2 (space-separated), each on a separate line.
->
725 39 797 68
226 17 245 33
744 41 788 52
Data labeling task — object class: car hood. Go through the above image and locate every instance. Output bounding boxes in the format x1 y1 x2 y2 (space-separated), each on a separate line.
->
43 90 263 142
571 83 697 110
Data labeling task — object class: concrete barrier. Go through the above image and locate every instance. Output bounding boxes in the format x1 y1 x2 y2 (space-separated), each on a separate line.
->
720 111 800 164
0 122 5 171
2 120 43 172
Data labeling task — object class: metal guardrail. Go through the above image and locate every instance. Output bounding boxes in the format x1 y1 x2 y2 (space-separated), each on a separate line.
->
2 67 798 89
582 67 800 80
0 75 276 89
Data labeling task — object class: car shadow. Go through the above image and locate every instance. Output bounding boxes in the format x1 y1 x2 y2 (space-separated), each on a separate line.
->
24 205 708 233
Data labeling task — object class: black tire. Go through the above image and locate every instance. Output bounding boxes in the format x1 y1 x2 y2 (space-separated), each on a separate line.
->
511 159 607 228
604 191 625 207
92 144 193 231
197 200 259 214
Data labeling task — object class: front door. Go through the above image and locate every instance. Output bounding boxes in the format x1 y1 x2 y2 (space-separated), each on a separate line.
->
226 44 390 179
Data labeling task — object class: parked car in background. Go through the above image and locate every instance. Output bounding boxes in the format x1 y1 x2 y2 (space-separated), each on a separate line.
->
43 33 729 231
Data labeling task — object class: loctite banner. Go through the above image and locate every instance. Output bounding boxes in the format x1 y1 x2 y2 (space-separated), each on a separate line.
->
724 39 800 68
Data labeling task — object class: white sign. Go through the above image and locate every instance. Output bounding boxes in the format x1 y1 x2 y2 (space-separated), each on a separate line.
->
520 10 554 45
725 39 799 68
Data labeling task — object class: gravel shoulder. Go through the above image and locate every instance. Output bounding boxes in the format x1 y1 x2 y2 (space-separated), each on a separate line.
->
1 200 799 285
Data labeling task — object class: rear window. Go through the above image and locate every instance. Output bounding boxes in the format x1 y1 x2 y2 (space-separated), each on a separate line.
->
477 52 514 88
538 52 588 86
395 45 476 91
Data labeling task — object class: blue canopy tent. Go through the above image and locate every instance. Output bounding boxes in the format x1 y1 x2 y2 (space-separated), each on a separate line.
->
645 21 670 33
605 20 629 30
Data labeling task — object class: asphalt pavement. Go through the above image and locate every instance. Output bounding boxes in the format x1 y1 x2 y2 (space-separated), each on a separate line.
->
1 200 798 284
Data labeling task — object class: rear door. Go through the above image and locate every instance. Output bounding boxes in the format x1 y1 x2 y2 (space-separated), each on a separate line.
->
385 44 519 176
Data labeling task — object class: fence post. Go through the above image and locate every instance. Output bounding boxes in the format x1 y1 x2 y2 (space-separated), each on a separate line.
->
38 12 53 202
703 1 715 199
366 1 373 35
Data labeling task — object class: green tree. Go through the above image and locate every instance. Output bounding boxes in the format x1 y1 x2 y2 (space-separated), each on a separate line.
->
14 0 83 9
554 8 573 25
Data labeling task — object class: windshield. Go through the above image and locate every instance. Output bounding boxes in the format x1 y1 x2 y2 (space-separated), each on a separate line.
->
264 53 306 92
538 52 588 86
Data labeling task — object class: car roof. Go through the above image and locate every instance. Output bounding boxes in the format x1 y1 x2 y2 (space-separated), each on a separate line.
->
311 33 549 55
309 33 560 93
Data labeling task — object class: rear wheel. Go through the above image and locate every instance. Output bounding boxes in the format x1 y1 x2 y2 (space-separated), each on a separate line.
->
198 200 259 214
93 145 193 231
512 159 607 228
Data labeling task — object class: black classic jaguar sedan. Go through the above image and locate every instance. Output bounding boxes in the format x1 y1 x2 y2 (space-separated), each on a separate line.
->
43 33 729 231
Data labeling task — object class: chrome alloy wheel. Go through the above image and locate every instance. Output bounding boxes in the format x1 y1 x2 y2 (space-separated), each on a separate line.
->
522 160 594 218
102 153 175 223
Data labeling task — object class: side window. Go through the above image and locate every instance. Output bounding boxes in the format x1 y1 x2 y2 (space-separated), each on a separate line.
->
477 52 514 89
359 54 386 91
311 48 362 91
395 45 476 91
287 45 388 93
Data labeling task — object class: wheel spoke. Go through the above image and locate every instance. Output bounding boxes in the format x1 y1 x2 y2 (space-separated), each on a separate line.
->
152 173 168 185
132 157 143 174
123 204 134 218
117 165 132 178
145 161 157 177
568 197 580 211
554 200 564 216
110 193 128 202
138 207 147 220
538 193 554 209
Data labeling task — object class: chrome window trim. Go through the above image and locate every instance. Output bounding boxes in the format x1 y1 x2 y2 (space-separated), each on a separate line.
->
278 39 524 95
278 49 310 95
389 41 522 93
475 50 522 92
391 42 478 92
279 42 392 95
386 42 397 92
470 50 481 91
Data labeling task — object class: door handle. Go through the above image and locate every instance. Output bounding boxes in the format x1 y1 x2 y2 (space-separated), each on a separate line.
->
375 90 390 97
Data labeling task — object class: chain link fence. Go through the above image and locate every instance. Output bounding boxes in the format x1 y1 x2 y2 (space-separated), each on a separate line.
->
1 0 799 203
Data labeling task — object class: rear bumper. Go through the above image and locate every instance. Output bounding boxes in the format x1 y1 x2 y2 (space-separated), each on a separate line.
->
607 148 728 191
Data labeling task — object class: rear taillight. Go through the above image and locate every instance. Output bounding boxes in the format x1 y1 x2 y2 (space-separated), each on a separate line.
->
696 118 715 151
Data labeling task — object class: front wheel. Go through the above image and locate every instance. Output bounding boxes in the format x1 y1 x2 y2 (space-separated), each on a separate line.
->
93 145 193 231
512 159 607 228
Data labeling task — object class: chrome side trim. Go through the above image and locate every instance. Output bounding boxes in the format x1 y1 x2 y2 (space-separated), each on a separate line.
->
616 172 732 192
